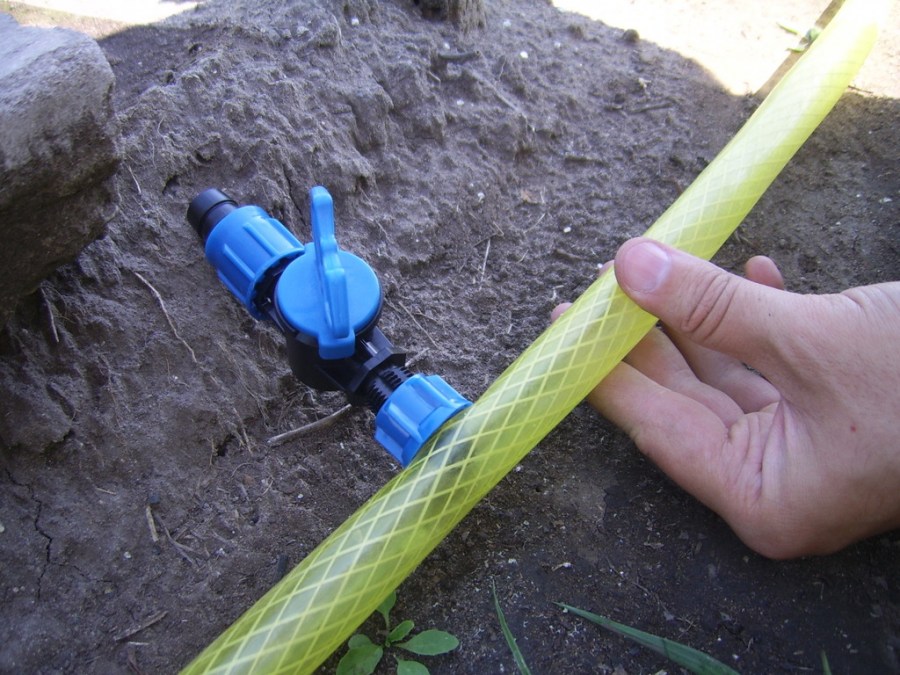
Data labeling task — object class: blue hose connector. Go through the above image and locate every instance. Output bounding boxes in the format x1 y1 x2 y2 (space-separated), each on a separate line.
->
375 375 472 466
189 191 304 319
188 186 471 465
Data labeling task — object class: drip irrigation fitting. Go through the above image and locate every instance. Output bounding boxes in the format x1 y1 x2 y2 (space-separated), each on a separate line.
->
182 0 887 672
187 186 470 466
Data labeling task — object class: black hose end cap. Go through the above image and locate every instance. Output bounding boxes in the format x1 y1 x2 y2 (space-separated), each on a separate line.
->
187 188 238 243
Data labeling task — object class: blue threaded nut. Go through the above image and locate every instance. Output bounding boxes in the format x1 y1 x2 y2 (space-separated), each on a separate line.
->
374 374 471 466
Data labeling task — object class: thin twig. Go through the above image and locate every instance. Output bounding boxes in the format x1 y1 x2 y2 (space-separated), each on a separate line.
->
38 286 60 344
233 408 254 455
406 349 430 369
267 403 353 447
145 505 159 544
479 237 492 288
630 100 674 114
156 516 199 568
114 611 168 642
133 271 199 365
467 70 523 115
436 50 480 63
758 0 844 98
388 300 440 350
267 349 431 447
126 163 143 196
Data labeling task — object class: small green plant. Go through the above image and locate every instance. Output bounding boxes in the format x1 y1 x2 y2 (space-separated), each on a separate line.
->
777 21 822 53
337 591 459 675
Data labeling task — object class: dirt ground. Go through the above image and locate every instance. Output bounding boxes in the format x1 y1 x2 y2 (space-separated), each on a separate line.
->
1 0 898 673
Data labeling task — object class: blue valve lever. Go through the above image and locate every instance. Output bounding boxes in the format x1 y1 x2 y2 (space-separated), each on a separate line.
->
310 187 352 357
274 186 379 360
188 186 470 466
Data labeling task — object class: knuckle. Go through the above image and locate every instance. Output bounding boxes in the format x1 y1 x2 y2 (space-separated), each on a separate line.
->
679 271 740 345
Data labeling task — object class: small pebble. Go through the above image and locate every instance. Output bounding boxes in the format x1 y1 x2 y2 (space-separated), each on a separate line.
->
622 28 640 43
275 553 290 582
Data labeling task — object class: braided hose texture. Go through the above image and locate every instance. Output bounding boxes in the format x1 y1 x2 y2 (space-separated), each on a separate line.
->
182 0 886 671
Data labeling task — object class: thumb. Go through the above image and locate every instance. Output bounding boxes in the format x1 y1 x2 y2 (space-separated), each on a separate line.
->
613 238 791 369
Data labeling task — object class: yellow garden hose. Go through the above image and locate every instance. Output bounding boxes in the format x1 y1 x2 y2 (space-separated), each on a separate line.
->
182 0 887 672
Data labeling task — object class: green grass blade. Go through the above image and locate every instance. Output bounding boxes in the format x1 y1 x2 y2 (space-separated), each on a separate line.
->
821 651 832 675
558 603 741 675
493 582 533 675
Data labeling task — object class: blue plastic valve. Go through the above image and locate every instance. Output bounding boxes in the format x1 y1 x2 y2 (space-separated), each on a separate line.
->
188 186 471 467
275 187 381 360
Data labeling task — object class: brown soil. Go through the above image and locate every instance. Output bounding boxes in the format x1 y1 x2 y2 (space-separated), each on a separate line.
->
1 1 898 673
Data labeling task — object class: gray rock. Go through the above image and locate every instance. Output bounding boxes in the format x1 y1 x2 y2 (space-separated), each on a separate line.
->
0 14 118 327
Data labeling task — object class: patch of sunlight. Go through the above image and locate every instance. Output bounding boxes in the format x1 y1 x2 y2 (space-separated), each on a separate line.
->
551 0 831 96
12 0 198 25
551 0 899 98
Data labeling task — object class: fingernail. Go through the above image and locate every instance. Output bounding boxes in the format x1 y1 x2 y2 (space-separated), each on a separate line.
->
550 303 571 322
618 241 671 293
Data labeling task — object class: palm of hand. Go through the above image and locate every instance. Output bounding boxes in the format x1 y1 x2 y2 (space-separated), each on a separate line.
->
586 250 900 558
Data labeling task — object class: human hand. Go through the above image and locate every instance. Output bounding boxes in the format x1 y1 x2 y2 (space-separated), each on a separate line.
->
554 237 900 559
